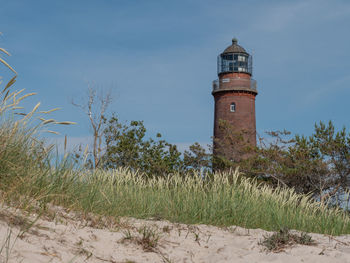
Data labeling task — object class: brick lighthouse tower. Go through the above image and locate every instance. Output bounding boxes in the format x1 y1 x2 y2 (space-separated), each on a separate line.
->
212 38 257 165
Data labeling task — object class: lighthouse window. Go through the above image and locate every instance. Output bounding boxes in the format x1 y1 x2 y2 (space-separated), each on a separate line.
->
223 54 233 60
238 55 246 62
229 62 233 71
230 103 236 112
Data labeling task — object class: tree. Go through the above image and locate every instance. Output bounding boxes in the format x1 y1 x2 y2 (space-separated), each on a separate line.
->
72 85 112 168
213 119 350 204
140 135 183 176
183 142 211 173
103 115 183 176
257 122 350 202
103 116 145 170
308 121 350 201
247 130 330 193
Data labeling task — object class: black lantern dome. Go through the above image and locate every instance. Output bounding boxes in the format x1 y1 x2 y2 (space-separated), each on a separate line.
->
217 38 252 75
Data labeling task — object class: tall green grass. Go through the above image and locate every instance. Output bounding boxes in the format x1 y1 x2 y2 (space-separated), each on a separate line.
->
3 161 350 235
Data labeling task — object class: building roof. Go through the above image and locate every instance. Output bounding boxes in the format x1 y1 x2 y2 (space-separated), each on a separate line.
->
222 38 248 54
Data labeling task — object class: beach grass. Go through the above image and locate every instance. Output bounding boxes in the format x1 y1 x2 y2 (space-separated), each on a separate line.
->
1 151 350 235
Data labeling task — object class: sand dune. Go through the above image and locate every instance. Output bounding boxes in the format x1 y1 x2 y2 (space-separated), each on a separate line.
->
1 206 350 263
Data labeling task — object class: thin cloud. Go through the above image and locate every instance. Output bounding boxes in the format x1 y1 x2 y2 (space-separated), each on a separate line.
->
301 74 350 107
253 1 312 32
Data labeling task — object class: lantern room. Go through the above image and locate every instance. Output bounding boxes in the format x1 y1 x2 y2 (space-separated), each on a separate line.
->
217 38 252 75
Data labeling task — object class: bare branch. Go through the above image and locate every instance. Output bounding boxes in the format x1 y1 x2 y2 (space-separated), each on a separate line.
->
71 83 113 168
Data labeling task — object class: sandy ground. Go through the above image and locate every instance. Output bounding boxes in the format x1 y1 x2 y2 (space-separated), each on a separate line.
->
1 206 350 263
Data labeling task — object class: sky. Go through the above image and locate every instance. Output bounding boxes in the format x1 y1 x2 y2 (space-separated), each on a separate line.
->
1 0 350 153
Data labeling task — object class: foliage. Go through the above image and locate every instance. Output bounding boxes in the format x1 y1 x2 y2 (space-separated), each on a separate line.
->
183 142 211 173
259 227 315 252
103 115 183 176
216 120 350 203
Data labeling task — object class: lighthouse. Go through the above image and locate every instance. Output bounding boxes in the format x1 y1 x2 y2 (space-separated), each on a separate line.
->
212 38 257 165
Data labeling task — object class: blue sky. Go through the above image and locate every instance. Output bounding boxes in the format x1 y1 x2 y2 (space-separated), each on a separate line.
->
1 0 350 152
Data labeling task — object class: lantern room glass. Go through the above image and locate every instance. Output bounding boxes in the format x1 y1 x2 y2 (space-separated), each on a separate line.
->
217 53 252 75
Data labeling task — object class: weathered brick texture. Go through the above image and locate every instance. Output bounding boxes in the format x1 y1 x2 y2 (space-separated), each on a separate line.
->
213 72 257 160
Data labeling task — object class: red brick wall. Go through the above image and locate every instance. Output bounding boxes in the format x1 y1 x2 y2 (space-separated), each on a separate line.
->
219 72 251 79
213 91 256 146
213 70 257 164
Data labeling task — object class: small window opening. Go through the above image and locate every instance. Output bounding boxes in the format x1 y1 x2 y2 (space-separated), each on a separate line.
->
229 62 233 71
230 103 236 112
